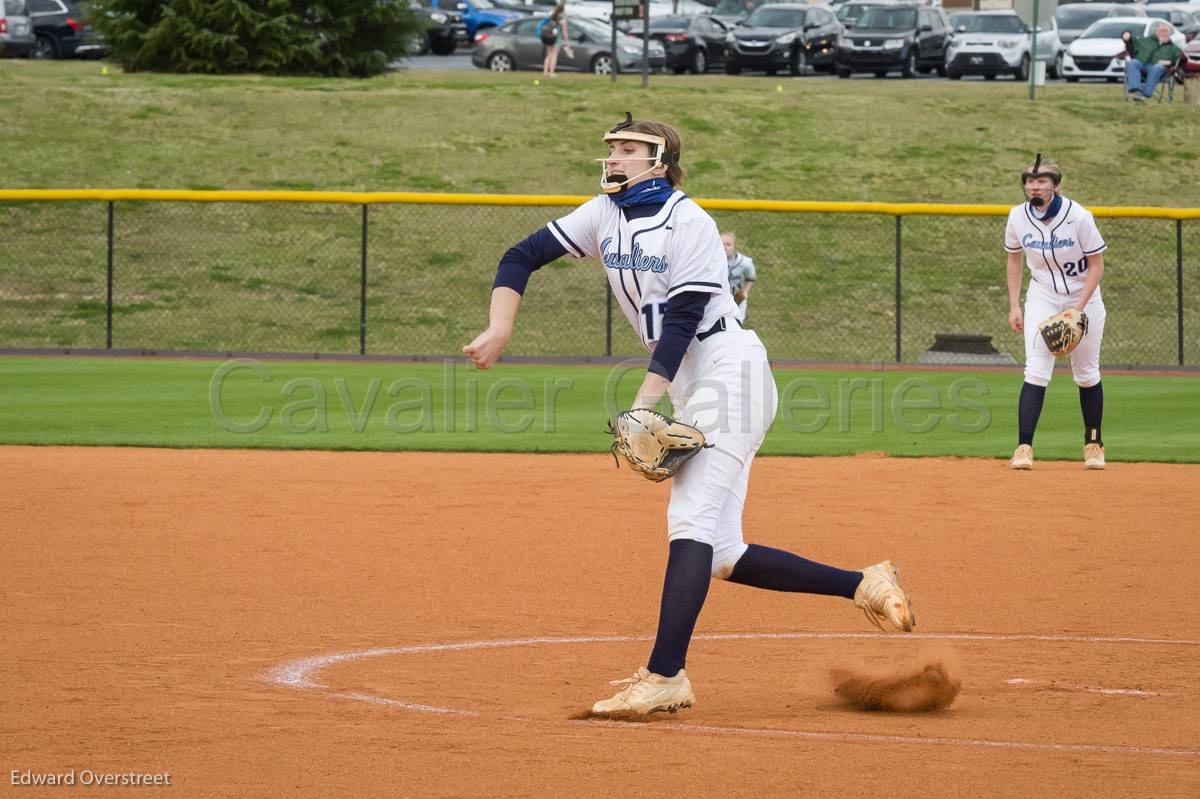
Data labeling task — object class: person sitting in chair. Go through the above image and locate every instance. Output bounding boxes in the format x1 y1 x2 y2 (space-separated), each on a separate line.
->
1123 23 1183 101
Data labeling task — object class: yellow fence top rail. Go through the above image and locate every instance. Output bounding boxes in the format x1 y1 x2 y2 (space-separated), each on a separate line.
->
2 189 1198 220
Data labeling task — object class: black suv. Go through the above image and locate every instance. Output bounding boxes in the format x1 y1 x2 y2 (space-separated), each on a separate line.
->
410 0 468 55
29 0 105 59
834 3 952 78
724 3 842 76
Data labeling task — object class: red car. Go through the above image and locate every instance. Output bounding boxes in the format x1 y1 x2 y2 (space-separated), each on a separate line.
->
1185 38 1200 77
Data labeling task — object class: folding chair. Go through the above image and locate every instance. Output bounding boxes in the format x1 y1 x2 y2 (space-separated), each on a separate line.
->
1122 55 1184 104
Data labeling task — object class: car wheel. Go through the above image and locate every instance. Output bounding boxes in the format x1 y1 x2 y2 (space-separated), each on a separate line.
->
1106 76 1119 83
901 49 917 78
837 67 852 78
724 61 742 75
935 62 946 77
410 32 431 56
765 68 777 75
789 47 807 76
33 34 60 60
984 73 997 80
592 54 616 75
1014 54 1030 81
487 52 514 72
691 48 707 74
948 70 962 80
672 66 688 74
430 38 456 56
1051 51 1063 79
1065 76 1079 83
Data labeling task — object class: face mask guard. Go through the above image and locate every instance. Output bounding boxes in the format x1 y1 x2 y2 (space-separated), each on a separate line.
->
596 112 680 194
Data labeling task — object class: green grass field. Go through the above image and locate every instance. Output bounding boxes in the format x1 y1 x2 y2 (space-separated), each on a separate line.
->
1 64 1197 362
4 61 1199 201
1 356 1195 462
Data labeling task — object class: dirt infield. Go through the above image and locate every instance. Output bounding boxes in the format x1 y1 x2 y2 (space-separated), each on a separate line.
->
4 446 1199 798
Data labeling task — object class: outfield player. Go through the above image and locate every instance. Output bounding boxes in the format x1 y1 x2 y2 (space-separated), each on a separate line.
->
464 113 915 716
1004 155 1107 470
721 232 756 323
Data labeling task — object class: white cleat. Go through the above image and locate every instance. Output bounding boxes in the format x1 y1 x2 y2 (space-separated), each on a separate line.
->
1084 443 1106 470
854 560 916 632
591 667 696 716
1010 444 1033 470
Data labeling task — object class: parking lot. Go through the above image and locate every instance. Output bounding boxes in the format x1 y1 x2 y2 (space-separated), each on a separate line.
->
401 48 1079 82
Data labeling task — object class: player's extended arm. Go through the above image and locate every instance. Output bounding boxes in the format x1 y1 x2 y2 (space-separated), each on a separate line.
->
1074 252 1104 312
463 287 521 369
1006 251 1025 332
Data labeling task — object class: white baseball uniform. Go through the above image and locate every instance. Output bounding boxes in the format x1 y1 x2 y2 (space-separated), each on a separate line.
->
550 191 778 577
1004 197 1107 387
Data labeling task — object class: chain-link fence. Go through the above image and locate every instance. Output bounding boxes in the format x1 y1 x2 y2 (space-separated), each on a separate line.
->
1 192 1196 365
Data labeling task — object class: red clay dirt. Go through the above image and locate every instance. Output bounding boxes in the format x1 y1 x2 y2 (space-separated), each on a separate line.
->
3 446 1198 798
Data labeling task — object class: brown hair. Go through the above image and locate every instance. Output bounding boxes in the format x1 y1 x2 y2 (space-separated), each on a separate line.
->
622 119 686 186
551 1 565 21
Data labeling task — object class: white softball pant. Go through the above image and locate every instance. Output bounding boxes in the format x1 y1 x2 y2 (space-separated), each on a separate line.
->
1023 283 1106 388
665 324 778 579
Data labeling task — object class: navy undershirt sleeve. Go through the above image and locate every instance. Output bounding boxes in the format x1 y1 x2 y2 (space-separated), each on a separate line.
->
649 291 711 381
492 227 569 295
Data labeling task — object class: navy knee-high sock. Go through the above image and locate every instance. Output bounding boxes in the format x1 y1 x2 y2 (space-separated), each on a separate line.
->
726 544 861 599
1079 381 1103 446
1018 382 1047 446
646 539 713 678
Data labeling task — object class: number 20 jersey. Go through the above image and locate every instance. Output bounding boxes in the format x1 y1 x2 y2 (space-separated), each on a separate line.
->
1004 198 1107 297
547 190 740 352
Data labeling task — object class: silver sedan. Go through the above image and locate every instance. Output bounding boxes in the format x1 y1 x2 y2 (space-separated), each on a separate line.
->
472 15 666 75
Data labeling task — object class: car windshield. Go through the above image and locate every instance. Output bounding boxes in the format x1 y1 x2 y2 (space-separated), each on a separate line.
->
572 15 627 39
3 0 28 13
949 13 978 27
965 15 1027 34
1081 20 1147 39
837 4 877 24
1142 10 1174 22
713 0 755 14
650 16 690 31
856 8 918 30
1056 8 1109 28
744 8 804 27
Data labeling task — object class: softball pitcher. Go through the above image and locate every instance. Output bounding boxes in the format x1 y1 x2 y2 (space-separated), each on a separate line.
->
1005 155 1108 470
464 114 915 717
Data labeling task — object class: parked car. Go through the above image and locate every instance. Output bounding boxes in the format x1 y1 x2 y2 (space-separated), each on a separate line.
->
0 0 36 58
834 3 952 78
1183 35 1200 74
1056 3 1144 46
29 0 105 59
410 0 469 55
835 0 898 30
430 0 524 38
723 3 842 75
1143 6 1200 42
944 11 1063 80
1061 16 1185 81
471 14 665 74
634 14 730 74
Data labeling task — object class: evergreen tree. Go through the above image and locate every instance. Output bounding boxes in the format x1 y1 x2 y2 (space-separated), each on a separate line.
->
88 0 422 77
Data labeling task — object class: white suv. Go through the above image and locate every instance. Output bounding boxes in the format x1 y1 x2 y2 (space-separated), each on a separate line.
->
944 10 1063 80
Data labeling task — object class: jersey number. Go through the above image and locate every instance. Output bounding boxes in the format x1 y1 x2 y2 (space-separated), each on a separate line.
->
641 302 667 342
1063 256 1089 278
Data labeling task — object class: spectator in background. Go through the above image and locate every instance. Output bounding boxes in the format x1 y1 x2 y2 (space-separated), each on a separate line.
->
538 2 571 78
1123 23 1182 101
721 232 757 324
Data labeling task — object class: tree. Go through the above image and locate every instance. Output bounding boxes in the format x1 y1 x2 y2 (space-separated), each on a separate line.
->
87 0 422 77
